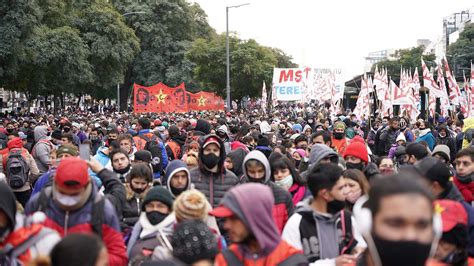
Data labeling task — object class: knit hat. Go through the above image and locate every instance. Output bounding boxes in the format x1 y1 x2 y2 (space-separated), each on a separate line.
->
343 140 369 163
203 136 221 149
57 144 79 157
171 220 218 264
55 157 90 190
142 186 174 211
173 189 209 222
334 121 346 131
432 144 451 161
291 124 303 133
134 150 152 163
293 149 306 158
396 133 406 143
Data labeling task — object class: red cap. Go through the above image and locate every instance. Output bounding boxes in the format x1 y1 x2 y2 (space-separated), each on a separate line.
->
203 136 221 149
55 157 89 190
209 206 234 218
435 199 468 232
153 119 162 126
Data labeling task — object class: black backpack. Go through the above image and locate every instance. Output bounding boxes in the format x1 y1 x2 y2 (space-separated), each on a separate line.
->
139 134 164 175
6 150 29 189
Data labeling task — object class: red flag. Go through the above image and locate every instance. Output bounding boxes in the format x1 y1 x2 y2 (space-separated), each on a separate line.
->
187 91 225 111
133 83 183 113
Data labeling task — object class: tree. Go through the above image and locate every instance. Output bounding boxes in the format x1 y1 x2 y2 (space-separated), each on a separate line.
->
371 46 436 84
186 33 297 103
447 23 474 78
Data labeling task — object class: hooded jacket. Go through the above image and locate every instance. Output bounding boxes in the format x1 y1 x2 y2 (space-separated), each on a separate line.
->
241 151 294 234
416 129 436 151
194 119 212 136
190 135 240 208
227 148 247 180
32 126 53 173
214 183 306 266
165 160 192 198
25 182 127 266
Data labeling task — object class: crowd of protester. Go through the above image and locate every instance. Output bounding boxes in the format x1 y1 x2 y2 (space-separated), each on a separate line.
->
0 104 473 265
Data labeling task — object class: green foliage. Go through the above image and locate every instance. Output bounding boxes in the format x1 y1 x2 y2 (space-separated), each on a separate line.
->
371 46 436 84
447 23 474 77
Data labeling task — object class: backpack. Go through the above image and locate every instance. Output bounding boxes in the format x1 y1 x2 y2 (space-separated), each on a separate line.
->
221 249 308 266
165 140 181 160
5 150 29 189
34 186 105 237
136 134 164 175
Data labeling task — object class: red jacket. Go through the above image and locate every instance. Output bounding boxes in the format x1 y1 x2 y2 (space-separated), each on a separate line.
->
269 182 294 234
453 176 474 203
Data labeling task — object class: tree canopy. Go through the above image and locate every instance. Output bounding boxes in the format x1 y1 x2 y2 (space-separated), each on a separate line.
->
447 23 474 78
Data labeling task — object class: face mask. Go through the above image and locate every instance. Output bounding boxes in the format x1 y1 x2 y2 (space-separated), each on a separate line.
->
146 211 168 225
170 186 187 196
279 128 286 135
346 190 361 204
372 234 431 266
294 159 301 168
132 186 147 195
308 119 313 124
439 132 446 138
6 128 13 134
114 164 131 175
333 132 344 140
247 176 266 184
89 135 99 141
55 190 82 207
327 199 345 214
380 168 394 175
346 162 365 171
63 127 71 133
457 173 473 184
275 175 293 190
201 153 220 169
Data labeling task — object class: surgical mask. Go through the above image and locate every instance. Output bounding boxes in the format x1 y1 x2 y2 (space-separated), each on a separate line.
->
327 199 345 214
146 211 167 225
333 132 344 140
346 162 365 171
275 175 293 190
201 153 220 169
55 190 82 207
308 119 313 124
439 132 446 138
372 234 431 266
346 190 362 204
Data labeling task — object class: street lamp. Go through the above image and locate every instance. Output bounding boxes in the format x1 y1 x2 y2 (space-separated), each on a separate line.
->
116 11 147 112
226 3 250 111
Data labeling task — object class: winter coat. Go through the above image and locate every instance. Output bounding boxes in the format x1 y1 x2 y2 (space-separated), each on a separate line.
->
416 129 436 151
32 126 53 173
379 127 399 156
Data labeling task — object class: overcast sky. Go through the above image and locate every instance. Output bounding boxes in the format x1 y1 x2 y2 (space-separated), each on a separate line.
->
192 0 472 81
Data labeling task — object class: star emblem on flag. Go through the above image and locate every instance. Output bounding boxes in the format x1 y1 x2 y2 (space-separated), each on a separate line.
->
434 202 445 214
198 95 207 106
155 89 167 104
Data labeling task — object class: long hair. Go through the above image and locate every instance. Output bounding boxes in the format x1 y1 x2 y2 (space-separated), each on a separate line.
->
269 152 306 185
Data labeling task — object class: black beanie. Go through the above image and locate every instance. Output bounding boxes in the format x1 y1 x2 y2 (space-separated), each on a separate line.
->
257 134 270 147
142 186 174 211
172 220 218 264
294 134 307 145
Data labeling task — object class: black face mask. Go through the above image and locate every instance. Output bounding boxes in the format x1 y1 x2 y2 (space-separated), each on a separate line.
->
457 172 474 184
372 234 431 266
6 128 13 134
327 199 345 214
247 176 266 184
279 128 286 135
63 127 71 133
333 132 344 140
146 211 168 225
171 186 187 196
131 186 147 195
294 159 301 168
346 162 365 171
114 164 131 175
201 153 220 169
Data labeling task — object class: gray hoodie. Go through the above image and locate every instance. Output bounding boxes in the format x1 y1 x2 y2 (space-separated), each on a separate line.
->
33 126 52 173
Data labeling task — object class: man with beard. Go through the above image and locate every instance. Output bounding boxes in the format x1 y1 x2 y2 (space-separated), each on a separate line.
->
165 160 192 198
282 163 366 264
352 173 443 266
211 183 307 265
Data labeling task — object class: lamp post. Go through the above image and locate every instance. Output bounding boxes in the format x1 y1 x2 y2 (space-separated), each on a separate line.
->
117 11 146 112
226 3 249 111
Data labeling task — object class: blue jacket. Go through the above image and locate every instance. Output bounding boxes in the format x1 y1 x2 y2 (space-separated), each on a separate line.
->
33 169 103 196
136 129 168 179
416 130 436 151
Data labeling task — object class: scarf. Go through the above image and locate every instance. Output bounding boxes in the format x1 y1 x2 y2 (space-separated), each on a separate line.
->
288 183 306 205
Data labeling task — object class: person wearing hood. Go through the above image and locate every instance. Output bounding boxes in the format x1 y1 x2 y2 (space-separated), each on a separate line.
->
216 125 232 155
303 124 313 137
25 157 128 266
436 124 457 162
190 135 239 208
110 148 132 183
343 136 380 180
165 160 192 198
0 182 60 265
127 186 174 265
165 125 186 161
122 162 153 236
32 125 54 174
453 147 474 204
211 183 307 266
388 132 406 159
415 120 436 151
0 137 40 206
224 148 247 181
282 163 365 264
331 121 348 155
301 144 339 180
241 150 294 233
415 156 474 257
193 119 212 138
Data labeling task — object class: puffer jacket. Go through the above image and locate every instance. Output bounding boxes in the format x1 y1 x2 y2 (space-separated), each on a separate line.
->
190 135 240 208
25 183 127 266
241 150 295 234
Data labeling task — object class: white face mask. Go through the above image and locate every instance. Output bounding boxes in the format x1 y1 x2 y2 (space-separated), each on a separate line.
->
55 190 82 207
275 174 293 190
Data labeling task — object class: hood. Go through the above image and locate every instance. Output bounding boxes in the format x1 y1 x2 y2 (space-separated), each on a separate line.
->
303 124 312 133
195 119 211 135
34 125 49 142
242 150 271 183
7 137 23 150
217 125 229 135
396 133 406 143
418 128 431 137
198 134 227 173
165 160 191 198
259 121 271 134
219 183 280 255
309 144 338 166
0 182 17 231
227 148 247 177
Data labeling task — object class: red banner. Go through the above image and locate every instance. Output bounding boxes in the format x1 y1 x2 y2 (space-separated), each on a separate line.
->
133 82 224 113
